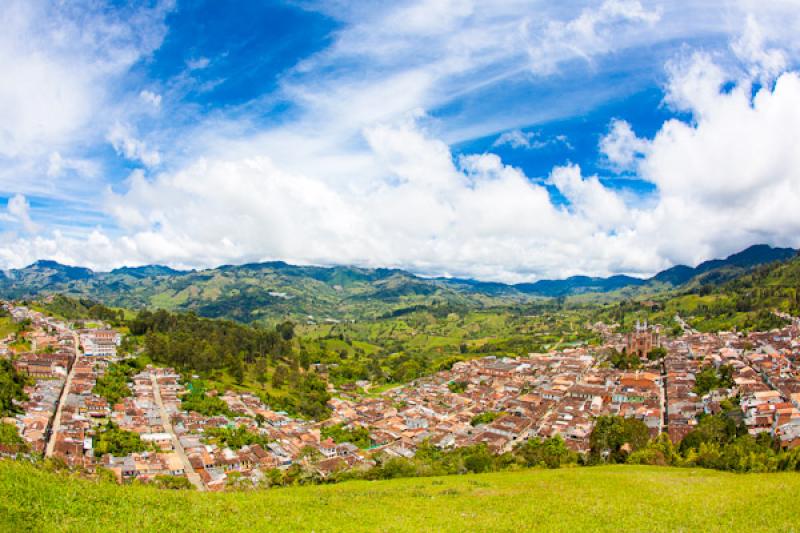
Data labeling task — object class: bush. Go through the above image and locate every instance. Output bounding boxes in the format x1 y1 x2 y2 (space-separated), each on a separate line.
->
514 436 577 469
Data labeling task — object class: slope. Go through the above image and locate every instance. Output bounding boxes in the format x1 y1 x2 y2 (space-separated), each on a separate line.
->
1 461 799 532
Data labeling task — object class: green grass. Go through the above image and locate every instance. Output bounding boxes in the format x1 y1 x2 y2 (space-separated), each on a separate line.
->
0 317 15 338
2 461 799 532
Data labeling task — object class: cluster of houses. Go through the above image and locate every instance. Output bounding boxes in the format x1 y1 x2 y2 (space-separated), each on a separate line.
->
1 304 124 460
8 378 63 454
658 323 800 450
2 305 77 454
5 301 800 489
326 350 664 456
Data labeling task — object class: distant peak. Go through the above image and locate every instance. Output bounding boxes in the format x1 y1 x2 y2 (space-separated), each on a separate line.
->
30 259 66 268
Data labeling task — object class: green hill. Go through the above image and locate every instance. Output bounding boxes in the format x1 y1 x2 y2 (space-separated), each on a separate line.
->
0 244 795 324
2 461 798 532
0 260 534 323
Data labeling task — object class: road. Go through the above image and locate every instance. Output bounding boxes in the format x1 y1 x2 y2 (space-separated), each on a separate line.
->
674 314 697 335
45 350 78 458
660 360 668 434
151 374 206 491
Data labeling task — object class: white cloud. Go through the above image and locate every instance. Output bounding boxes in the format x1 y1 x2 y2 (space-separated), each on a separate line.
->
3 1 800 284
549 164 631 231
108 123 161 167
66 51 800 280
599 119 648 171
493 129 572 150
524 0 661 75
139 90 162 108
186 57 210 70
47 152 99 178
5 194 39 233
0 117 634 280
0 0 172 204
731 15 788 85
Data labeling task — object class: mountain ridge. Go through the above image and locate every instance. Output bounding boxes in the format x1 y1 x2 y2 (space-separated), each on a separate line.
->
1 244 795 322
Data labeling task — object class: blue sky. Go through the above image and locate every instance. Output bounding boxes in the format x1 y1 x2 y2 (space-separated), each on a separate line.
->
2 1 800 282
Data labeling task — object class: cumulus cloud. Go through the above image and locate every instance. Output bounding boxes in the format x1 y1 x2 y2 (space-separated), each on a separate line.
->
5 194 39 234
77 53 800 279
3 1 800 283
599 119 648 171
108 123 161 167
731 15 787 85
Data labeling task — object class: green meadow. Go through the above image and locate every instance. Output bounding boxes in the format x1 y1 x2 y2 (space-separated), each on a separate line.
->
2 461 799 532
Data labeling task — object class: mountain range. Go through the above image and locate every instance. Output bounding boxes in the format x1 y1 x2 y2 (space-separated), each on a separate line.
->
0 244 796 322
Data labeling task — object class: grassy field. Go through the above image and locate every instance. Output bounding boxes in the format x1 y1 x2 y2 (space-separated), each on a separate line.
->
2 461 799 532
0 316 15 338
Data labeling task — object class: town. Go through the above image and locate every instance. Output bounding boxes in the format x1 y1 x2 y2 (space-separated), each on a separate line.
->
3 302 800 490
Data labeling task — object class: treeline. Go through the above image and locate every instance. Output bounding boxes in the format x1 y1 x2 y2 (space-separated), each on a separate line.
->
132 309 291 376
262 373 331 420
130 309 333 419
33 295 125 326
581 414 800 473
258 414 800 490
259 437 579 488
0 359 30 416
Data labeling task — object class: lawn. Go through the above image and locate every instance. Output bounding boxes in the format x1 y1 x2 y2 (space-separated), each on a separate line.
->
1 461 799 532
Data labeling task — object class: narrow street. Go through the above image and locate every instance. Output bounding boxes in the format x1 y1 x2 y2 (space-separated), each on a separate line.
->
151 374 206 491
45 353 78 458
661 360 668 434
674 314 697 335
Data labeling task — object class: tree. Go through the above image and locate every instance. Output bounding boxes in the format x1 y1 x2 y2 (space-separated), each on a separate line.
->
679 414 738 454
590 416 650 463
321 423 372 449
448 381 468 393
514 435 576 468
463 447 494 473
272 364 289 389
0 422 27 453
93 421 148 457
693 365 734 396
154 475 194 490
277 321 295 341
0 359 30 416
626 434 678 466
229 353 245 385
254 357 268 389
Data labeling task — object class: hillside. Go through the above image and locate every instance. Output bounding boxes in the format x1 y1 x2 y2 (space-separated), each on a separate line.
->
517 244 797 297
633 254 800 333
0 244 794 323
0 261 530 323
1 461 798 532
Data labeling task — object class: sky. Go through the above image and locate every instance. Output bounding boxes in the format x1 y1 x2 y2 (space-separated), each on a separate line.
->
2 0 800 283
